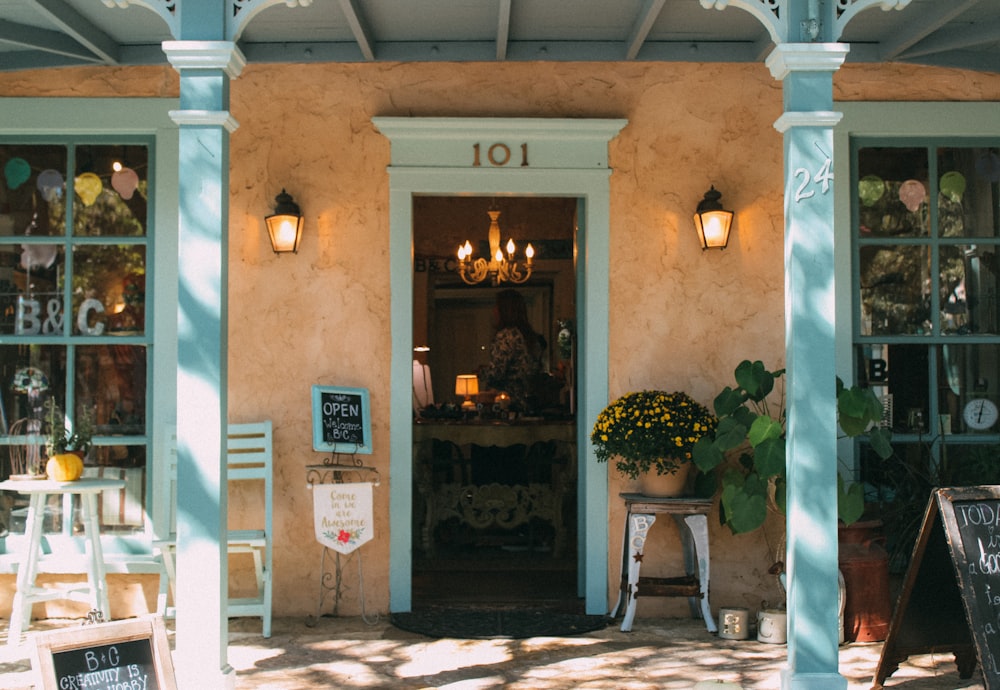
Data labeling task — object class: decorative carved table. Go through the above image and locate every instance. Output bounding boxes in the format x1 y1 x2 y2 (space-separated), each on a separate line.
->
610 493 716 633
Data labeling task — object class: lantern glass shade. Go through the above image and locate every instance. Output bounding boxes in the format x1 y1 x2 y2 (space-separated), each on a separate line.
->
265 189 304 254
694 186 734 250
455 374 479 410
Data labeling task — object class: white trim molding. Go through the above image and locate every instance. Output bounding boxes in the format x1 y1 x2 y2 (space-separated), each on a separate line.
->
766 43 850 80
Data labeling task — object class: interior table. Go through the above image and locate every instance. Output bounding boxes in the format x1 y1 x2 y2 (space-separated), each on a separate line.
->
0 476 125 646
610 493 716 633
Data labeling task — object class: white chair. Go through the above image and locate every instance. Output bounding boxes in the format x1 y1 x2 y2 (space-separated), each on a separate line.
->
154 421 274 637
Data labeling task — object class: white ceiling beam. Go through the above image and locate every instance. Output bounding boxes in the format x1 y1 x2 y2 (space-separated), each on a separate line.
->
0 19 103 62
626 0 667 60
25 0 120 64
337 0 375 61
879 0 983 60
496 0 511 61
896 20 1000 60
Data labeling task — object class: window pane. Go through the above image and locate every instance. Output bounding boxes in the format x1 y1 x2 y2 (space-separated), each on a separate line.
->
2 246 66 336
72 246 145 335
940 244 1000 335
858 147 930 238
937 147 1000 239
0 343 67 435
0 144 68 237
857 343 929 432
75 345 146 440
73 145 147 237
937 343 1000 434
859 245 931 335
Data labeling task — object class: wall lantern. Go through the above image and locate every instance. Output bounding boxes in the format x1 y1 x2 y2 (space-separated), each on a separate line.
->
694 186 734 250
265 189 304 254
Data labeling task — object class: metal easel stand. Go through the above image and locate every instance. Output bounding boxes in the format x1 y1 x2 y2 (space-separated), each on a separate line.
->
305 452 380 627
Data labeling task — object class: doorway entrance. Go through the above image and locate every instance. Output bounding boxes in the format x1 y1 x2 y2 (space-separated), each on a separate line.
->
376 116 625 615
411 196 578 608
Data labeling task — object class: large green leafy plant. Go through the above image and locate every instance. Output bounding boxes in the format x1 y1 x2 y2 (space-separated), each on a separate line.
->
692 360 892 534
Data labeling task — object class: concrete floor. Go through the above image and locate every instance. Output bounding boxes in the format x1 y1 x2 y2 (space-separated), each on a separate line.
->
0 615 985 689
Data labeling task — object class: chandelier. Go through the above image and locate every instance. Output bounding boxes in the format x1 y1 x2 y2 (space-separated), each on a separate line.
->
456 208 534 286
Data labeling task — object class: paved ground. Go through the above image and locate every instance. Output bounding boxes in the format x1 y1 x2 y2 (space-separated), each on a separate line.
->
0 616 986 689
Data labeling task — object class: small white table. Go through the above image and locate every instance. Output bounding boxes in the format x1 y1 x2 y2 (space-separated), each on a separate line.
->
0 477 125 646
610 493 716 633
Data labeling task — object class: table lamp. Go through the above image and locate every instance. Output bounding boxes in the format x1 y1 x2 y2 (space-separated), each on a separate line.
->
455 374 479 411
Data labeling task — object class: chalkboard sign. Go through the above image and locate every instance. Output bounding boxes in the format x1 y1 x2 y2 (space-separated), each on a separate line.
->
874 486 1000 689
312 385 372 454
31 617 177 690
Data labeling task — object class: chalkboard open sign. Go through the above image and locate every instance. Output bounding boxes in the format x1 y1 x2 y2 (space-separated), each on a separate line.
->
31 616 176 690
312 385 372 454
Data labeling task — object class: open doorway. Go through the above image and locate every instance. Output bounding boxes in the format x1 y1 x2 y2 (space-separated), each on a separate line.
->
411 195 579 609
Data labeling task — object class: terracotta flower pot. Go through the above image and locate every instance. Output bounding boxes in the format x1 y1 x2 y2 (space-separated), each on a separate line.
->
639 461 691 497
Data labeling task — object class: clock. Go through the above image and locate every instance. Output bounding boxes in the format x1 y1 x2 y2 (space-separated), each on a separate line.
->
963 398 999 431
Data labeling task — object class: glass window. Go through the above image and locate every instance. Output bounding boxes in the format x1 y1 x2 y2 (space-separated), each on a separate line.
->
0 141 151 536
855 141 1000 571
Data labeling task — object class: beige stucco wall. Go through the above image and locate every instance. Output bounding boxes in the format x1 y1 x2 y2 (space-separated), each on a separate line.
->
1 60 999 621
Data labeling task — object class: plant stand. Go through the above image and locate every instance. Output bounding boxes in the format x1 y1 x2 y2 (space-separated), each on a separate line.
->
610 493 716 633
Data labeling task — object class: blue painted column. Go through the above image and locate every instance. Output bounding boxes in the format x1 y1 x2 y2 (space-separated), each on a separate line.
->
766 44 848 690
163 39 245 688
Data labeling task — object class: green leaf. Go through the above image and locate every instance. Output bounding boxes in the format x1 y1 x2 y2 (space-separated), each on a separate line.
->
692 436 723 472
719 469 770 534
712 416 749 452
868 427 894 459
747 415 782 447
714 387 746 417
838 475 865 526
773 476 786 514
838 385 884 437
735 360 775 401
752 436 786 478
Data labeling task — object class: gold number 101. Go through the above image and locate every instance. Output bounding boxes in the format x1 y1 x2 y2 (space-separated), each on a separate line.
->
473 143 529 167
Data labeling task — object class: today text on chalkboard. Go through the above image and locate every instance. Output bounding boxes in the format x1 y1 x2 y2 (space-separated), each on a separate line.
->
311 385 372 454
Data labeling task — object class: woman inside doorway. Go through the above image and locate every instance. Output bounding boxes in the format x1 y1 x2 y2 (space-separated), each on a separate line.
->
484 289 545 413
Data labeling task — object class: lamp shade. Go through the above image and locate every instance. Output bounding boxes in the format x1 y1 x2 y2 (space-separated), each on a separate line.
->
265 189 304 254
455 374 479 397
694 186 734 250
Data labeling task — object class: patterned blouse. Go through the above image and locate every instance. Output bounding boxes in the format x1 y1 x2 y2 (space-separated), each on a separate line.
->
485 327 541 410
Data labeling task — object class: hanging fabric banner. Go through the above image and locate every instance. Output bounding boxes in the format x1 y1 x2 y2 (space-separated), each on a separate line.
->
312 482 373 554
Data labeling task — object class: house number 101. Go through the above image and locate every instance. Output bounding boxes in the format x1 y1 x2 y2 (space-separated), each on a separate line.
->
472 143 529 167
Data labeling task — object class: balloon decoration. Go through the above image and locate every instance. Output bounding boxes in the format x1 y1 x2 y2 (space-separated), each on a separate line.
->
36 169 64 202
111 166 139 200
940 171 966 203
4 157 31 190
898 179 926 212
75 172 103 206
858 174 885 207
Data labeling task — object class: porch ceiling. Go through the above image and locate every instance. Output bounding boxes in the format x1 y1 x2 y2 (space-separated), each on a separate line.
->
0 0 998 74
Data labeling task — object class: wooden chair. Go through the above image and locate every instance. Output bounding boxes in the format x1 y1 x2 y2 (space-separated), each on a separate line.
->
154 421 274 637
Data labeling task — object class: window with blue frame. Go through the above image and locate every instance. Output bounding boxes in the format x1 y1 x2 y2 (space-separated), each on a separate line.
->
0 141 151 535
854 140 1000 570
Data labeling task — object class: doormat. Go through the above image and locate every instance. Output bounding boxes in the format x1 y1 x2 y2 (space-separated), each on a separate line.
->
390 607 609 640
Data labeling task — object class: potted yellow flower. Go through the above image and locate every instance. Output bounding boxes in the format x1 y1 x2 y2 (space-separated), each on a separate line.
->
591 390 717 496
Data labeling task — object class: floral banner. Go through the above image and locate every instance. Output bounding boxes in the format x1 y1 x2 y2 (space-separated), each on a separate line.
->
312 482 373 554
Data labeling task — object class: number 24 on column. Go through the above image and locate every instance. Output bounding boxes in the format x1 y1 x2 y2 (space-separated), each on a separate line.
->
793 157 833 203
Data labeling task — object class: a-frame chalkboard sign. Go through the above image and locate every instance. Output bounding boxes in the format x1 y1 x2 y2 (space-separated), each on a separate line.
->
874 486 1000 689
31 616 177 690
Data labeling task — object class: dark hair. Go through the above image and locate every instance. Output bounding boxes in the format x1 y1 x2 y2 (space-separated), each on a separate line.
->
495 289 537 343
